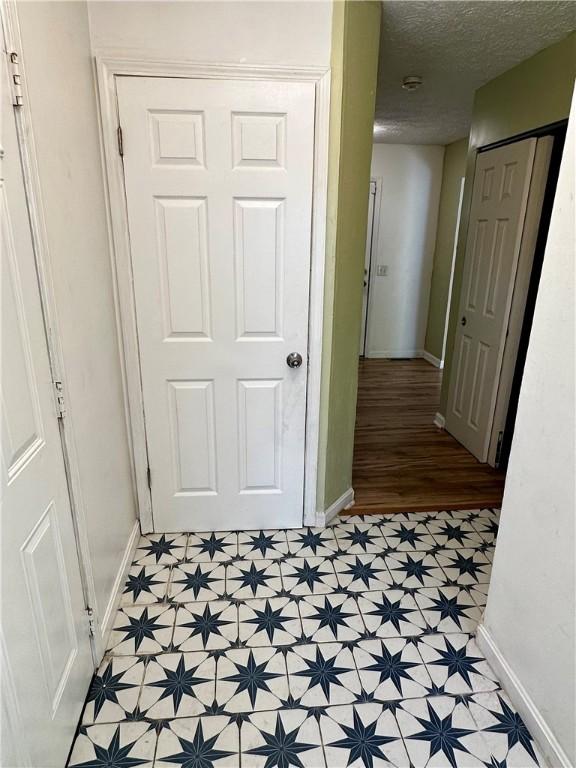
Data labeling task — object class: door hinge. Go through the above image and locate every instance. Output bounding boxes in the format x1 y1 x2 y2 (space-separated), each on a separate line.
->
8 51 23 107
495 430 504 466
53 379 66 419
117 125 124 156
86 606 96 638
147 466 152 490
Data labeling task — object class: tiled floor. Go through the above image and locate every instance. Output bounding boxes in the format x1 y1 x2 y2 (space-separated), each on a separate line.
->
68 509 545 767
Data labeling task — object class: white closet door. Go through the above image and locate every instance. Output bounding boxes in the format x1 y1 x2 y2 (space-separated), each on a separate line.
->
117 76 315 531
446 138 536 460
1 52 93 766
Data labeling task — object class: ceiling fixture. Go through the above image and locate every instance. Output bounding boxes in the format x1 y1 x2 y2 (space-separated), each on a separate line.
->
402 75 423 91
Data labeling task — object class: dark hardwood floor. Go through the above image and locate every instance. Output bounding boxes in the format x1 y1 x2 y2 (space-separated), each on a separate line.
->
348 358 505 515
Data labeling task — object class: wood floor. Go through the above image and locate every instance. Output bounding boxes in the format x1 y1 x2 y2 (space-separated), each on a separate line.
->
349 358 505 515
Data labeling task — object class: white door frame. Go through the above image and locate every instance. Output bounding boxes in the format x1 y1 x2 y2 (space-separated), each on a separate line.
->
95 54 331 531
440 176 465 367
1 0 101 661
363 176 383 357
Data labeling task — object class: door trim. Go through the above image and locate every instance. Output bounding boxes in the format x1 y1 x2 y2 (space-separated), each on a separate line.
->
440 176 465 367
1 0 100 661
363 176 382 357
95 54 331 531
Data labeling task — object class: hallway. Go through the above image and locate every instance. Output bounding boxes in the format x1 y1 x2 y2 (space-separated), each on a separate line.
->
67 509 544 767
352 359 506 515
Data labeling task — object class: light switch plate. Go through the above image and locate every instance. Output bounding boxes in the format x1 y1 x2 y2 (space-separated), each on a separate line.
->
376 265 388 277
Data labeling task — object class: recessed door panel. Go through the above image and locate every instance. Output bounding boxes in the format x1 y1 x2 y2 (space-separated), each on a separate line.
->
500 162 517 200
168 380 217 494
481 166 495 201
149 110 206 167
21 504 78 712
465 219 487 312
452 335 471 419
468 343 490 430
238 379 281 492
232 112 286 168
1 195 44 480
156 197 211 339
484 219 508 318
234 198 284 339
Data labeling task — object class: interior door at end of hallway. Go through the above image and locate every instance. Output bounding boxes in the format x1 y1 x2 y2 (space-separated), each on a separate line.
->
445 138 536 461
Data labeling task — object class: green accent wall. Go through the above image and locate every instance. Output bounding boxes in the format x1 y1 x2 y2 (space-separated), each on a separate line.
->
440 32 576 415
424 137 468 362
317 0 381 511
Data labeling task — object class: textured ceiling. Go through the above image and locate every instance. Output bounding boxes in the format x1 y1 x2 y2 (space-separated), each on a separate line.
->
374 0 576 145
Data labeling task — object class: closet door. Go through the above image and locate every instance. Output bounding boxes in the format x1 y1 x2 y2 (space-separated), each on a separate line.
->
1 50 93 767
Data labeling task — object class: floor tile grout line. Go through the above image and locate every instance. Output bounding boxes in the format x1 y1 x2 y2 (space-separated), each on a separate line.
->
81 682 510 728
119 565 494 610
106 594 488 656
102 627 491 664
109 580 489 654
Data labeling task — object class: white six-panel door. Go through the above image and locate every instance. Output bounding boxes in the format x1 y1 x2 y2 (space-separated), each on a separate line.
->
117 76 315 531
1 51 93 766
445 138 536 460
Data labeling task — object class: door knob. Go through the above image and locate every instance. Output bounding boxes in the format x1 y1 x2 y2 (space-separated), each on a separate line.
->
461 316 467 326
286 352 303 368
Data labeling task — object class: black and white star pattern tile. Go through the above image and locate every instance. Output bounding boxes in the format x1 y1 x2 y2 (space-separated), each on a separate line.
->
68 508 546 767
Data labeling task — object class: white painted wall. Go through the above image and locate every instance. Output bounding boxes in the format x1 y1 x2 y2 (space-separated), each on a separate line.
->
480 92 575 766
366 144 444 357
14 0 333 646
17 2 137 648
87 0 332 67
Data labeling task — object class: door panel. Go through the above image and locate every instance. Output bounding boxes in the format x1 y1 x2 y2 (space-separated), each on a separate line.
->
1 51 93 766
157 196 211 338
238 378 282 491
234 198 284 337
168 379 217 494
117 76 315 531
445 139 536 460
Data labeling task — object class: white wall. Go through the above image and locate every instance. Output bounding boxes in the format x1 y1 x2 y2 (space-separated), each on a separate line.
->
17 2 137 648
479 92 575 766
366 144 444 357
88 0 332 66
14 0 333 649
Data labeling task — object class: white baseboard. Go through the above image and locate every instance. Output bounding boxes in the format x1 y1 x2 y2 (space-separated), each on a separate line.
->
98 521 140 658
365 349 422 359
434 412 446 429
421 350 444 369
476 624 571 768
317 487 355 527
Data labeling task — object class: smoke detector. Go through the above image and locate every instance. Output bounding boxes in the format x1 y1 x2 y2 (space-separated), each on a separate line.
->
402 75 423 91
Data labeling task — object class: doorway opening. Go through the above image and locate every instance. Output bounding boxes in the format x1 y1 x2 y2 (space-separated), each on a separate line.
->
351 4 571 516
